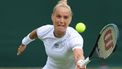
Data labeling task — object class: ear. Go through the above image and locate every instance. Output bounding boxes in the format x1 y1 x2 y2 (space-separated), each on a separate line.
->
51 14 54 21
68 16 72 24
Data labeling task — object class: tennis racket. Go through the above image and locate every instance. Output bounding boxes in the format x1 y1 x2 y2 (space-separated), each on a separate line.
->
79 23 119 68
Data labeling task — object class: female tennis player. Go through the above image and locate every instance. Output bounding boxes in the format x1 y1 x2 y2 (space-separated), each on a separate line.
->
17 0 86 69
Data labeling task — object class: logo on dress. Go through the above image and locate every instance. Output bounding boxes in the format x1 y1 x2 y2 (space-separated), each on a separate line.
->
54 43 60 48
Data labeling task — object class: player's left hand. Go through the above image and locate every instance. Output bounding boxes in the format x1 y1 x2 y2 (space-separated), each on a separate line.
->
17 44 27 55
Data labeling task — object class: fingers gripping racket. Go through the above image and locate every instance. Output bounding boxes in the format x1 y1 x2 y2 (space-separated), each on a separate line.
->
79 23 119 68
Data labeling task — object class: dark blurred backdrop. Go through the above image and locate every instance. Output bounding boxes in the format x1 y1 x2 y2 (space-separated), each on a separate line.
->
0 0 121 67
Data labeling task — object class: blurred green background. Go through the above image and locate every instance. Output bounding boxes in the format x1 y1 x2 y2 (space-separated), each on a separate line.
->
0 0 122 68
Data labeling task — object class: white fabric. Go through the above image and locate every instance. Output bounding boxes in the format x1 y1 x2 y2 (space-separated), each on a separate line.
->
36 25 84 69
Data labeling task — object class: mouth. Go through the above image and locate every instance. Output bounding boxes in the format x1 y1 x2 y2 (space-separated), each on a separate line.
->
57 25 65 29
57 23 66 26
57 24 64 26
56 24 66 30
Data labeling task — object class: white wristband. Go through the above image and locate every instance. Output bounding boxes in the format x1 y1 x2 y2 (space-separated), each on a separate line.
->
22 34 35 46
77 58 90 68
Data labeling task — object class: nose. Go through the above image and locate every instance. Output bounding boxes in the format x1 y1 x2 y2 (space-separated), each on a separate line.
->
59 18 64 25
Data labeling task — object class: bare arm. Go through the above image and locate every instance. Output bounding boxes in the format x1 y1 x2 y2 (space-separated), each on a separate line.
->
29 30 38 39
17 30 38 55
73 48 86 69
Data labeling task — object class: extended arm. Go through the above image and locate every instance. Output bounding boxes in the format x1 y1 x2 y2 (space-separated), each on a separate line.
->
17 30 38 55
73 48 86 69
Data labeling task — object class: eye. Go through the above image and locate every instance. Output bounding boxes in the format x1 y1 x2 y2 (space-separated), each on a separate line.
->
64 16 69 19
56 15 61 18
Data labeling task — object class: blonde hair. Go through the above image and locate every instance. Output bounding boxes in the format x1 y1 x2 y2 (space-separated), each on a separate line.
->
52 1 72 16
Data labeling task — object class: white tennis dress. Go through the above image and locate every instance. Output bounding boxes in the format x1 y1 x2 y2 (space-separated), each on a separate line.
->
36 25 84 69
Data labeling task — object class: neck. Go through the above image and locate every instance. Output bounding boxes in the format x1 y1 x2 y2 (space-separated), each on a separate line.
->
53 31 65 38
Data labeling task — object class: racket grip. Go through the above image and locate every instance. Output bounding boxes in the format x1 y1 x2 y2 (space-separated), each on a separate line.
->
79 57 91 68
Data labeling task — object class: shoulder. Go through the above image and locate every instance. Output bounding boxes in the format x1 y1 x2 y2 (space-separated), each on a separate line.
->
67 27 84 49
36 24 53 38
37 25 53 31
67 27 81 37
67 27 76 32
67 26 83 42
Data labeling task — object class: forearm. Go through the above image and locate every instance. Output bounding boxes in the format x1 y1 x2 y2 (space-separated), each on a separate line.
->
73 48 85 64
17 30 38 55
73 48 86 69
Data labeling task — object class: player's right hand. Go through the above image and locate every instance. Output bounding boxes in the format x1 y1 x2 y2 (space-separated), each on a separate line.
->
17 44 27 56
76 60 86 69
76 64 86 69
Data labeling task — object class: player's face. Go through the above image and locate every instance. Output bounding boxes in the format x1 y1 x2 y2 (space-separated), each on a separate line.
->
52 6 72 37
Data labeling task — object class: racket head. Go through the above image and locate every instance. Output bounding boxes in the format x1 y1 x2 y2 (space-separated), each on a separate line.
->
96 23 119 59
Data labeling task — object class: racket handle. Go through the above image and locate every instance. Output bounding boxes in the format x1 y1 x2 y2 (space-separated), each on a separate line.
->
79 57 91 68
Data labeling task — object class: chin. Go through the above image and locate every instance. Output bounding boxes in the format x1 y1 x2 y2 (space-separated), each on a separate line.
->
58 30 66 34
56 29 66 37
